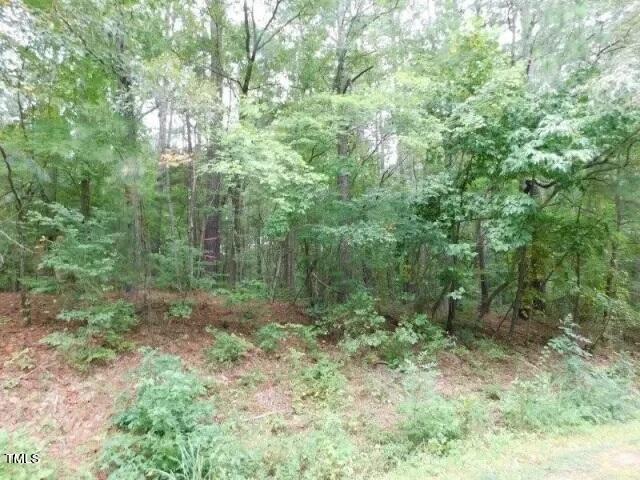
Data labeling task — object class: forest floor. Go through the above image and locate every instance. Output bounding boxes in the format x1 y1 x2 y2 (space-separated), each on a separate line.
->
0 291 638 479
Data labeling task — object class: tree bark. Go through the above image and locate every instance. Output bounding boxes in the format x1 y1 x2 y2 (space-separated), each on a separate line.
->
475 220 489 319
80 177 91 219
511 245 527 335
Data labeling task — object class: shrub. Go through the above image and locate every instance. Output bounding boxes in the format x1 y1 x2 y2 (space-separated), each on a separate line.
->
380 314 453 367
0 430 55 480
473 337 509 361
217 280 268 305
296 357 347 403
206 328 252 364
326 291 388 353
41 301 137 370
502 356 640 432
101 350 255 479
287 324 321 351
397 370 466 454
151 239 203 292
326 295 452 366
41 331 118 369
261 418 356 480
57 300 137 334
168 299 194 320
256 323 287 353
28 203 120 295
502 318 639 432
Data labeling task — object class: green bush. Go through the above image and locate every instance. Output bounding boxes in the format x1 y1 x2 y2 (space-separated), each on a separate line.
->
296 357 347 403
256 323 287 353
379 315 453 367
261 418 356 480
399 396 463 453
396 370 466 454
101 350 255 479
41 301 137 370
28 203 120 294
168 299 194 320
206 328 252 364
0 430 55 480
287 324 321 351
151 239 203 292
57 300 137 334
216 280 268 305
473 338 509 360
327 291 388 353
503 319 639 432
502 356 640 432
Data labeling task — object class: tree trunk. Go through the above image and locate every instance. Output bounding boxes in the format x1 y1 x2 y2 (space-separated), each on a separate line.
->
80 177 91 219
511 245 528 335
202 6 226 278
476 219 489 319
203 172 223 271
229 181 242 286
282 231 295 293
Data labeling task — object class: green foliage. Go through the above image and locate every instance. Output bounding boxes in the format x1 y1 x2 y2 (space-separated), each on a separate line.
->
168 299 194 320
398 372 464 454
27 203 120 294
57 300 137 333
41 331 118 369
206 328 252 364
261 418 356 480
286 324 321 351
101 350 255 479
472 338 510 361
502 356 639 432
41 300 136 370
503 319 639 431
547 315 592 358
296 356 347 403
215 280 269 305
256 323 287 353
328 294 452 366
151 240 203 292
0 430 54 480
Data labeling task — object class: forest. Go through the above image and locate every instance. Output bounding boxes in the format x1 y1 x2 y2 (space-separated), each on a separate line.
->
1 0 640 478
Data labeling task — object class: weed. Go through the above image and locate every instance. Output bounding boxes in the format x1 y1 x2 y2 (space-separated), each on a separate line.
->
256 323 287 353
101 350 255 479
397 370 469 454
261 417 356 479
502 356 640 432
296 356 347 403
168 299 194 320
206 328 253 364
0 430 55 479
41 301 136 370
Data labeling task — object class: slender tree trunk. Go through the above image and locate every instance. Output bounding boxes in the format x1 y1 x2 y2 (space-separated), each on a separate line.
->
599 173 623 345
202 6 225 277
80 177 91 219
511 246 527 335
229 181 242 285
282 231 295 293
446 223 460 333
476 219 489 320
203 173 222 270
336 130 351 301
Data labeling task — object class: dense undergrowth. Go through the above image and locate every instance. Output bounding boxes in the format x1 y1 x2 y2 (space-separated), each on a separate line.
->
83 295 639 479
8 288 637 479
